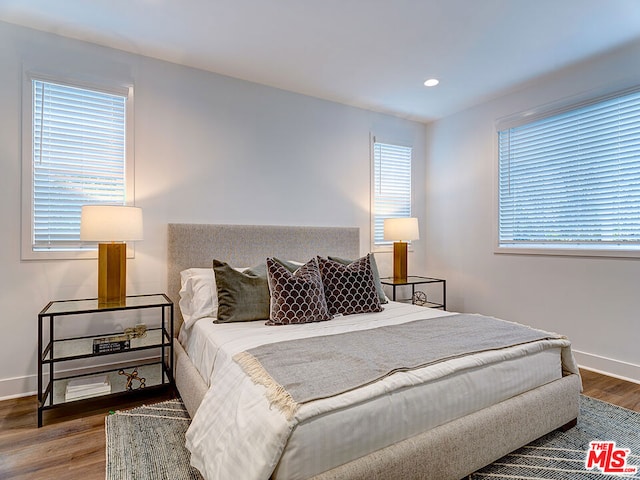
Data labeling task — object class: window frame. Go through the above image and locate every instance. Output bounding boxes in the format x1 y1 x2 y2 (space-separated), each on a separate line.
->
494 85 640 258
370 135 414 252
21 72 135 260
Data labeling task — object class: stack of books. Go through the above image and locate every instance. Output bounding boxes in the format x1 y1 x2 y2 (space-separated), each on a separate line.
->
65 375 111 401
93 334 131 354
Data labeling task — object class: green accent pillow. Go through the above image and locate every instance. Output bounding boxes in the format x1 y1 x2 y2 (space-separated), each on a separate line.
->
212 259 301 323
213 260 269 323
328 254 388 304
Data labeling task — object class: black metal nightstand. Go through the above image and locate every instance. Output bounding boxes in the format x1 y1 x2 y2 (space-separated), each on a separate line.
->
37 294 174 427
380 276 446 310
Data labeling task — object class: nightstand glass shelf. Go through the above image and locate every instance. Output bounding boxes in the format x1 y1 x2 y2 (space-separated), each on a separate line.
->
50 363 165 405
42 293 170 314
43 328 166 362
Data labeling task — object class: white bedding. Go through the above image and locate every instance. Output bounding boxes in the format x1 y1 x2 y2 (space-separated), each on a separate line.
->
181 302 578 480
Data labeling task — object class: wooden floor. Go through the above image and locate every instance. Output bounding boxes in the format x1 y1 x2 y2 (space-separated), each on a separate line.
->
0 390 176 480
580 369 640 412
0 369 638 480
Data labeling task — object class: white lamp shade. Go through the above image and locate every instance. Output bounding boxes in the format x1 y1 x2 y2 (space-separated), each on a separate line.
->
80 205 143 242
383 217 419 242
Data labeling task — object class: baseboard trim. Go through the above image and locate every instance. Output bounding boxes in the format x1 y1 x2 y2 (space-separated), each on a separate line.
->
0 376 37 401
574 349 640 385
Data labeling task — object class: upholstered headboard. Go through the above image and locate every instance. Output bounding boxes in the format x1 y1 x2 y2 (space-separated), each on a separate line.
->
167 223 360 334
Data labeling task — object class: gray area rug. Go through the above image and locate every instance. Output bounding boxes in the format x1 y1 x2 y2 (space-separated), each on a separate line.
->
471 395 640 479
105 399 203 480
106 396 640 480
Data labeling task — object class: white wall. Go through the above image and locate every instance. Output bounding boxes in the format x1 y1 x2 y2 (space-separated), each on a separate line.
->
426 40 640 383
0 21 427 398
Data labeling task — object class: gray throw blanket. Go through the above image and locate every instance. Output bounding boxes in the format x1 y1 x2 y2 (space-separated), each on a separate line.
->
233 314 561 418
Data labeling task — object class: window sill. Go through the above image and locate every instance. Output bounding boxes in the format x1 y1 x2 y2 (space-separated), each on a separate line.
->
22 245 136 261
495 245 640 259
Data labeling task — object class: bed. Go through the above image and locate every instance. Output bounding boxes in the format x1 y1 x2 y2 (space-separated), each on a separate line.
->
167 223 582 480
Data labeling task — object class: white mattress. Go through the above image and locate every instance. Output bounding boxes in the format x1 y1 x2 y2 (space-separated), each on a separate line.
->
180 302 569 480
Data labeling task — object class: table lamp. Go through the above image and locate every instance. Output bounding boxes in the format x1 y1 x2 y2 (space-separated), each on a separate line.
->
383 217 419 281
80 205 143 306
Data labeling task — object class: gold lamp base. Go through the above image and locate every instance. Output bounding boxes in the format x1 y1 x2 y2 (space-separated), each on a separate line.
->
393 241 408 281
98 243 127 306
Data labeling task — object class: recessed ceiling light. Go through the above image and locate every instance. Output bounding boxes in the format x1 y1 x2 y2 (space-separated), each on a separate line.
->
423 78 439 87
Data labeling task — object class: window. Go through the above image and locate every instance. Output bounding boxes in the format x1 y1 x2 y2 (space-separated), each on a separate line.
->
497 87 640 256
372 139 412 247
22 76 133 259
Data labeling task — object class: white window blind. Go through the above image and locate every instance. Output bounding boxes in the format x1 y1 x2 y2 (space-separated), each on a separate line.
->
498 87 640 252
373 141 412 245
31 79 127 252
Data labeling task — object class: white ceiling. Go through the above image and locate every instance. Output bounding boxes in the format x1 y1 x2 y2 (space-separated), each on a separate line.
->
2 0 640 123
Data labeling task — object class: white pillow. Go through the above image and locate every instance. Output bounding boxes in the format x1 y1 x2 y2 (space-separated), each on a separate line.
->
179 268 218 328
